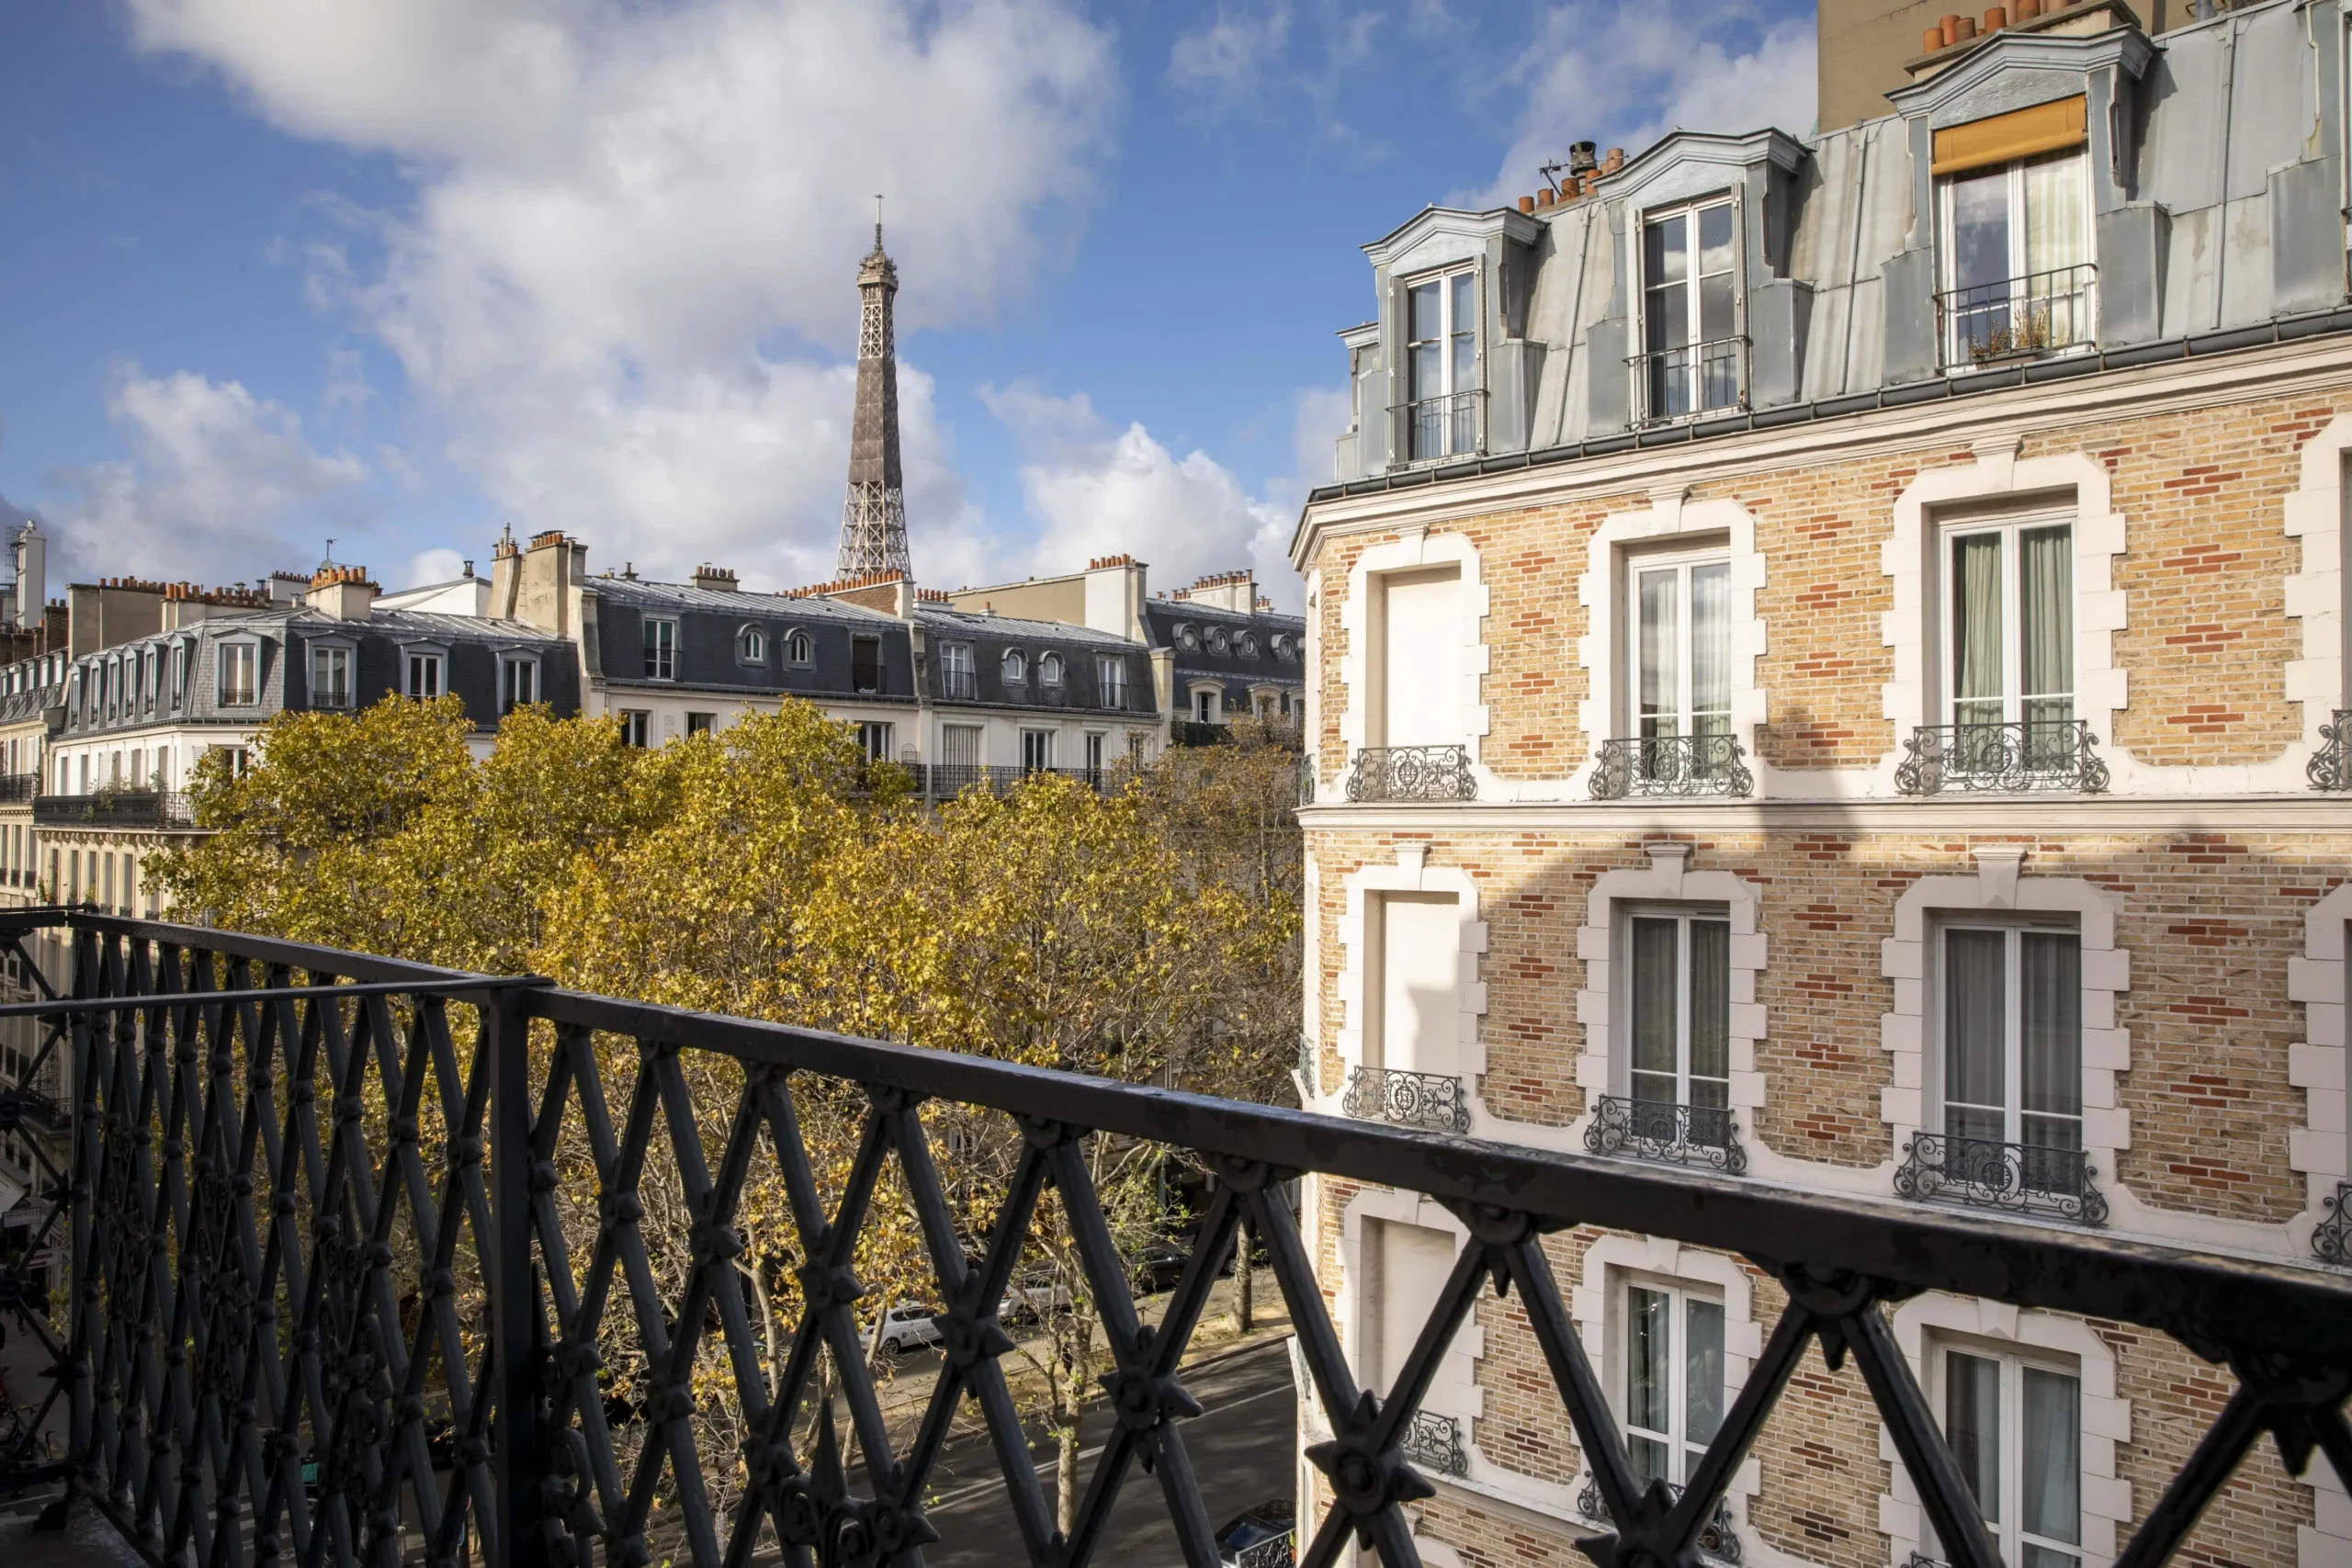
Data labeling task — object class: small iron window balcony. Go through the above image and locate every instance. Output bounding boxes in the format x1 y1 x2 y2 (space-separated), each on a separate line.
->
1344 745 1476 803
1340 1066 1471 1134
1398 1410 1469 1479
1576 1477 1740 1563
1894 1132 2109 1227
1589 733 1753 799
2316 1182 2352 1267
1632 337 1746 424
1894 720 2107 795
1583 1095 1747 1176
1393 389 1486 465
941 669 979 701
1937 263 2098 369
2309 711 2352 791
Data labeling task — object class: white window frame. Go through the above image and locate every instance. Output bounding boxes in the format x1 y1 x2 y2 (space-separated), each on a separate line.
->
500 653 540 714
618 709 650 748
643 616 678 682
737 624 766 666
1926 1335 2085 1568
216 641 261 707
1082 731 1106 774
1635 196 1742 423
1037 651 1063 686
1401 265 1479 461
1935 149 2095 367
1002 649 1027 685
684 711 715 737
402 647 447 703
311 642 356 710
1930 916 2084 1154
170 640 190 707
1019 728 1055 773
856 721 893 763
1623 542 1736 744
785 627 814 667
1612 1271 1727 1490
1618 903 1734 1111
1938 510 2076 730
1096 654 1128 710
941 642 977 700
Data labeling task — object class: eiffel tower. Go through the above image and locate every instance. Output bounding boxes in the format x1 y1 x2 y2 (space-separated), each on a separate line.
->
837 203 912 578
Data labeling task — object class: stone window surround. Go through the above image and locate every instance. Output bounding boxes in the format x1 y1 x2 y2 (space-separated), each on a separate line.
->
1880 1294 2131 1568
2289 884 2352 1247
1331 846 1488 1122
305 634 359 710
1336 528 1491 782
397 641 449 703
2283 413 2352 761
1878 444 2128 792
1572 490 1768 800
1567 1234 1763 1541
1877 852 2135 1219
1333 1188 1485 1459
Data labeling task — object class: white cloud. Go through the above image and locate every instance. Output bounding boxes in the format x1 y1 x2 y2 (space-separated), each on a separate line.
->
978 382 1341 610
403 547 467 588
49 367 368 583
1469 2 1816 208
125 0 1119 591
1166 4 1293 113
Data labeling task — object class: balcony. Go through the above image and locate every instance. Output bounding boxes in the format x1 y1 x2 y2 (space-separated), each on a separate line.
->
1577 1477 1740 1563
1340 1065 1471 1134
940 668 980 701
1893 719 2107 795
1394 389 1486 466
1398 1410 1468 1479
1894 1132 2109 1227
1343 745 1476 804
1171 721 1228 747
913 764 1123 799
1634 336 1746 425
33 790 196 830
1589 733 1752 799
2310 710 2352 791
1583 1095 1747 1177
0 775 33 806
2317 1183 2352 1267
1936 262 2098 369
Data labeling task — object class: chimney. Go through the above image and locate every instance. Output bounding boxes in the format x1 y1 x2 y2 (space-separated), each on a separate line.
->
502 528 587 636
1602 147 1624 175
309 563 379 621
11 523 42 635
693 564 740 592
1181 569 1257 614
1568 141 1599 177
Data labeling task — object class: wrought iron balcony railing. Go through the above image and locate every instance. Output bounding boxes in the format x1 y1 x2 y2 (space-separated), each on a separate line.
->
2310 710 2352 791
1583 1095 1747 1176
1936 262 2098 368
912 763 1124 799
1343 744 1476 803
31 790 197 830
1577 1476 1741 1563
940 668 980 700
1171 720 1229 747
1893 719 2108 795
1589 733 1753 799
1894 1131 2109 1226
5 908 2350 1568
1397 1410 1468 1479
1340 1065 1473 1134
1392 389 1486 465
2317 1182 2352 1267
1632 335 1747 425
0 774 34 805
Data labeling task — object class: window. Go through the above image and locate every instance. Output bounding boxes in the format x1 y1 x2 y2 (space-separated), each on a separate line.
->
618 710 650 748
1940 923 2081 1165
856 722 892 763
1372 892 1458 1076
643 617 677 681
940 723 983 769
502 656 538 714
1376 566 1459 748
786 628 813 666
311 646 353 710
1193 689 1216 724
1641 200 1739 420
1935 1343 2081 1568
1177 624 1199 651
1629 550 1731 755
1209 627 1230 655
217 643 259 706
170 642 187 706
1096 655 1128 709
405 650 443 701
1082 731 1105 776
1001 649 1026 685
1363 1219 1455 1393
852 637 883 694
1621 1279 1724 1490
1945 513 2072 747
1939 149 2090 364
1405 269 1477 460
1020 728 1054 773
1038 651 1063 686
1238 632 1258 658
941 642 977 700
684 711 715 737
737 625 766 665
1625 910 1731 1127
1274 633 1295 660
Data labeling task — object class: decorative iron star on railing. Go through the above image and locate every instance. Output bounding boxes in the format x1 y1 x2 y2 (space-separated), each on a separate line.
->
1583 1095 1747 1175
1894 1132 2109 1226
1340 1065 1473 1134
1589 733 1753 799
1893 719 2108 795
1343 745 1476 803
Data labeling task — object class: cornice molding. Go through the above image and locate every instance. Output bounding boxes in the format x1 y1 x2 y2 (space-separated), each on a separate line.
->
1299 793 2352 835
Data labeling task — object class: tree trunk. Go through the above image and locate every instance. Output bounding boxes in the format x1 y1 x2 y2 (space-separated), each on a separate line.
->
1237 1222 1255 1333
1056 1418 1080 1538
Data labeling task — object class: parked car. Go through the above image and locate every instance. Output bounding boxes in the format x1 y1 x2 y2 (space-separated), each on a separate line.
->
1216 1499 1295 1568
1002 1270 1071 1323
876 1302 944 1358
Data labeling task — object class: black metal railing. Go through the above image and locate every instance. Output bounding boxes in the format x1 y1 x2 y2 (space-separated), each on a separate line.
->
1393 389 1485 465
0 775 35 805
913 763 1125 799
2310 711 2352 791
1894 1132 2109 1227
1343 745 1476 803
1893 719 2108 795
1589 733 1753 799
31 790 197 829
1632 336 1747 424
1936 262 2098 367
6 908 2352 1568
1577 1477 1741 1563
1172 721 1229 747
1340 1065 1472 1134
2317 1182 2352 1267
1397 1410 1467 1479
1583 1096 1747 1176
940 669 980 701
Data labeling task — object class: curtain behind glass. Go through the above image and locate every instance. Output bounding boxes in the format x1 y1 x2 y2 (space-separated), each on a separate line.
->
1690 563 1730 739
1632 919 1680 1106
1638 570 1678 740
2020 525 2074 737
1688 920 1730 1111
2021 1367 2082 1562
1684 1298 1725 1470
1944 1350 2004 1524
2020 932 2082 1152
2024 153 2086 275
1945 930 2007 1144
1627 1286 1672 1482
1951 532 2005 730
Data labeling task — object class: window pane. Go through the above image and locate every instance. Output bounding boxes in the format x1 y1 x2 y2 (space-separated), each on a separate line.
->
2023 152 2086 276
1631 918 1679 1100
1451 271 1476 395
1944 930 2007 1138
2022 1366 2082 1548
1627 1286 1672 1442
1638 569 1679 736
2019 525 2073 709
1951 532 2006 723
1943 1350 2003 1524
1684 1298 1724 1450
1699 272 1735 345
1950 167 2012 292
1408 281 1441 343
2020 932 2082 1132
1647 282 1690 353
1646 214 1688 285
1690 562 1730 721
1697 203 1734 276
1687 919 1730 1093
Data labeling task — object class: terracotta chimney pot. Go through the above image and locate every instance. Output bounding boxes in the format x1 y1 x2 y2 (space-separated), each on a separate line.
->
1535 187 1555 209
1984 6 2007 30
2014 0 2041 17
1518 195 1535 213
1939 12 1963 44
1925 25 1947 48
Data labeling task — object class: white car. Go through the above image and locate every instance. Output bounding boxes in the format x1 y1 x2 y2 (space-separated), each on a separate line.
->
876 1303 944 1357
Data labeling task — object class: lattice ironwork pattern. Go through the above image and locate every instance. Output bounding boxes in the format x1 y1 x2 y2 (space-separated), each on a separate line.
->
2316 1182 2352 1267
2310 710 2352 791
1588 733 1753 799
1340 1066 1471 1134
1894 719 2109 795
1342 747 1476 804
1894 1132 2109 1227
1583 1095 1747 1175
1396 1412 1465 1480
18 908 2352 1568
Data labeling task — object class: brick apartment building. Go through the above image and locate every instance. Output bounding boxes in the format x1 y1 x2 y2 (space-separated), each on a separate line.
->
1293 3 2352 1565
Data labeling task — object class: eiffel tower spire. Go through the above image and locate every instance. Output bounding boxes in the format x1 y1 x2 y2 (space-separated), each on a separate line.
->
838 199 912 578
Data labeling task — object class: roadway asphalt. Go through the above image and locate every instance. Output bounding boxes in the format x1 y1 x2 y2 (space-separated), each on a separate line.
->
913 1334 1298 1568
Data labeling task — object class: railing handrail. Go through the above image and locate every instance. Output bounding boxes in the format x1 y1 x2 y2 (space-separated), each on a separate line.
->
1931 258 2099 311
1623 333 1750 367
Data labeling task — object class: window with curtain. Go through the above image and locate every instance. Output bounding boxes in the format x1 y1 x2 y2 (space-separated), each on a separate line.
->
1404 269 1478 460
217 643 259 706
1626 908 1731 1134
1630 551 1732 784
311 645 352 709
1642 200 1739 420
642 617 677 681
1938 1344 2081 1568
1945 515 2072 758
405 651 443 702
1942 923 2081 1168
1939 150 2090 362
1621 1278 1725 1489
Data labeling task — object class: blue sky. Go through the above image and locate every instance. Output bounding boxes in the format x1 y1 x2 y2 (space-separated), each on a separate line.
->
0 1 1815 607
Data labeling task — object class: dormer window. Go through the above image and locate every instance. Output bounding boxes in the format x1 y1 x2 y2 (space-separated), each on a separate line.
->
1002 649 1027 684
1038 651 1063 686
1177 624 1200 651
1404 268 1477 460
737 625 766 665
1934 100 2091 367
1640 201 1739 421
785 628 813 666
